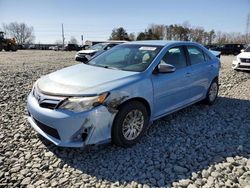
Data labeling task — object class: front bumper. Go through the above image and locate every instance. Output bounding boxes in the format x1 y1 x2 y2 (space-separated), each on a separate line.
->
232 60 250 70
27 93 114 148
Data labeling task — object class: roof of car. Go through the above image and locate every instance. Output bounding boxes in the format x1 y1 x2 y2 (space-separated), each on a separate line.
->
126 40 199 46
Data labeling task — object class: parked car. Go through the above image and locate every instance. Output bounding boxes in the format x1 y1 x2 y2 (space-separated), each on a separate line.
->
204 44 219 50
79 44 90 50
48 46 56 50
49 45 62 51
63 44 80 51
28 44 36 49
75 42 125 63
213 44 244 55
232 45 250 70
27 41 220 148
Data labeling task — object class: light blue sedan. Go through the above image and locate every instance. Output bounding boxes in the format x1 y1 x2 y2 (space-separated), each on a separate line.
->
27 41 220 148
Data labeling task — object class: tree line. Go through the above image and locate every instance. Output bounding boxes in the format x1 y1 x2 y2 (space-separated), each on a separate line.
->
1 22 249 45
110 23 249 44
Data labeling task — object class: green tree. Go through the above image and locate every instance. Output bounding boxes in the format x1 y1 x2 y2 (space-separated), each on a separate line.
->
109 27 130 40
136 32 146 40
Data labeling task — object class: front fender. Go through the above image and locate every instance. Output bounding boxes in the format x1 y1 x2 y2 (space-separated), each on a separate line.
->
104 77 154 119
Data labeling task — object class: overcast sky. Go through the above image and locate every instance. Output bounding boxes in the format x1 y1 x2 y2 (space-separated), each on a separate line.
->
1 0 249 44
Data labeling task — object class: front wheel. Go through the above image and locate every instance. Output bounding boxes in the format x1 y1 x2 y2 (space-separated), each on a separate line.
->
203 79 219 105
112 101 149 147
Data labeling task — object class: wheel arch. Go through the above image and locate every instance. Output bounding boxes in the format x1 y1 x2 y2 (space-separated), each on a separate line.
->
116 97 151 118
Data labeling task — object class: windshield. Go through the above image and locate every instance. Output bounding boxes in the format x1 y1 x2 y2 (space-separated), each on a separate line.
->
244 46 250 52
87 44 163 72
89 43 108 50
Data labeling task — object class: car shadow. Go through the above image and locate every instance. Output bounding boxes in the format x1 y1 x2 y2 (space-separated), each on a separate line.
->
41 96 250 187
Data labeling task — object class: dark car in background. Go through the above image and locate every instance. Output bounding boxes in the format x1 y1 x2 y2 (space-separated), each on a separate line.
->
63 44 81 51
204 44 219 50
213 44 244 55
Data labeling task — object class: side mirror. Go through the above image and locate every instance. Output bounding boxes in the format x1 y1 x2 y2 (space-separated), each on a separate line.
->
158 64 176 73
241 49 245 53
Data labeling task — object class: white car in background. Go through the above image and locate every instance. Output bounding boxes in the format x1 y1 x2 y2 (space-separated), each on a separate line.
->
232 46 250 70
75 41 126 63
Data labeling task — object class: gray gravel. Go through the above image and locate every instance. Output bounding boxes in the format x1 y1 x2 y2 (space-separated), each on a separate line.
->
0 51 250 188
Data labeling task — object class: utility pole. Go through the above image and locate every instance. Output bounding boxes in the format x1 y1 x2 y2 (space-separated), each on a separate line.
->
246 13 250 43
81 35 83 45
62 24 65 47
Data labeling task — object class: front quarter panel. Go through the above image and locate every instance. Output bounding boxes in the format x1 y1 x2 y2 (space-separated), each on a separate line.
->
104 73 154 119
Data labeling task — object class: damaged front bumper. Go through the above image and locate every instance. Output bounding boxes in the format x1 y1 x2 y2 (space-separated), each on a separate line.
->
27 93 114 148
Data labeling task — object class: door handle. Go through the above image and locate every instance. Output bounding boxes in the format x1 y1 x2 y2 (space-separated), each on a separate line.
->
185 72 192 77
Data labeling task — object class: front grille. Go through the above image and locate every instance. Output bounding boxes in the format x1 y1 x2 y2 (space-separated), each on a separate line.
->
239 65 250 69
79 53 87 56
33 87 64 110
33 118 60 140
240 58 250 63
40 102 57 109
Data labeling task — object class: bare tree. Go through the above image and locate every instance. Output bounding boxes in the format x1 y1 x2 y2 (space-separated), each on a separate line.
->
2 22 35 45
69 36 78 44
148 24 166 39
54 40 63 45
129 33 136 41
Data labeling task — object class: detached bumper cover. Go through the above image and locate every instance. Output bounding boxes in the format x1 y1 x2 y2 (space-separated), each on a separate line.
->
27 93 114 148
75 54 92 62
232 60 250 70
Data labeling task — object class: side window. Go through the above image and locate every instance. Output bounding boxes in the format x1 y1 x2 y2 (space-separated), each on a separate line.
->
105 44 117 50
187 46 206 65
160 46 187 69
204 52 211 62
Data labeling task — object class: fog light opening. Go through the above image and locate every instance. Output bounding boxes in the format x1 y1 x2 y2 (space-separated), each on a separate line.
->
81 128 89 141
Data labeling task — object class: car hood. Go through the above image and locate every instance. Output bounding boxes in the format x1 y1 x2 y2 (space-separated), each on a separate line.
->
77 49 97 54
237 52 250 58
37 64 139 96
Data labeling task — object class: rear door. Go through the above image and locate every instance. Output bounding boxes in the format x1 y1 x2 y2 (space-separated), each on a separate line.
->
186 45 211 99
152 46 193 118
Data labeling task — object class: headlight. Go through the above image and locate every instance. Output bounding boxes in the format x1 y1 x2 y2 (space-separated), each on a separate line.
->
234 56 240 62
58 93 108 112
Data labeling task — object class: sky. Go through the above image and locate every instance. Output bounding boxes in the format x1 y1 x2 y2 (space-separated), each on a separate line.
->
0 0 250 44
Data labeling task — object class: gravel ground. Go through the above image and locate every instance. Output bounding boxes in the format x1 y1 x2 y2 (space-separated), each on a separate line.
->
0 50 250 188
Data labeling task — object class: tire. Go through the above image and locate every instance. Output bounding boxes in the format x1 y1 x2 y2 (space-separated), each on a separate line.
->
203 78 219 105
112 101 149 147
11 45 17 51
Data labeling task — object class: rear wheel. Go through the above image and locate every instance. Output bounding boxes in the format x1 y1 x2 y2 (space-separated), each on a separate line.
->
203 78 219 105
11 45 17 51
112 101 149 147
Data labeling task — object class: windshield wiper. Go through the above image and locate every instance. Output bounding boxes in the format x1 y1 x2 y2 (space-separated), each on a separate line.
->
87 63 121 70
103 66 120 70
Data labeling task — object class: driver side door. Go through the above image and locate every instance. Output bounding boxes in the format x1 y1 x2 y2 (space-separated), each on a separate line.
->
151 46 193 118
